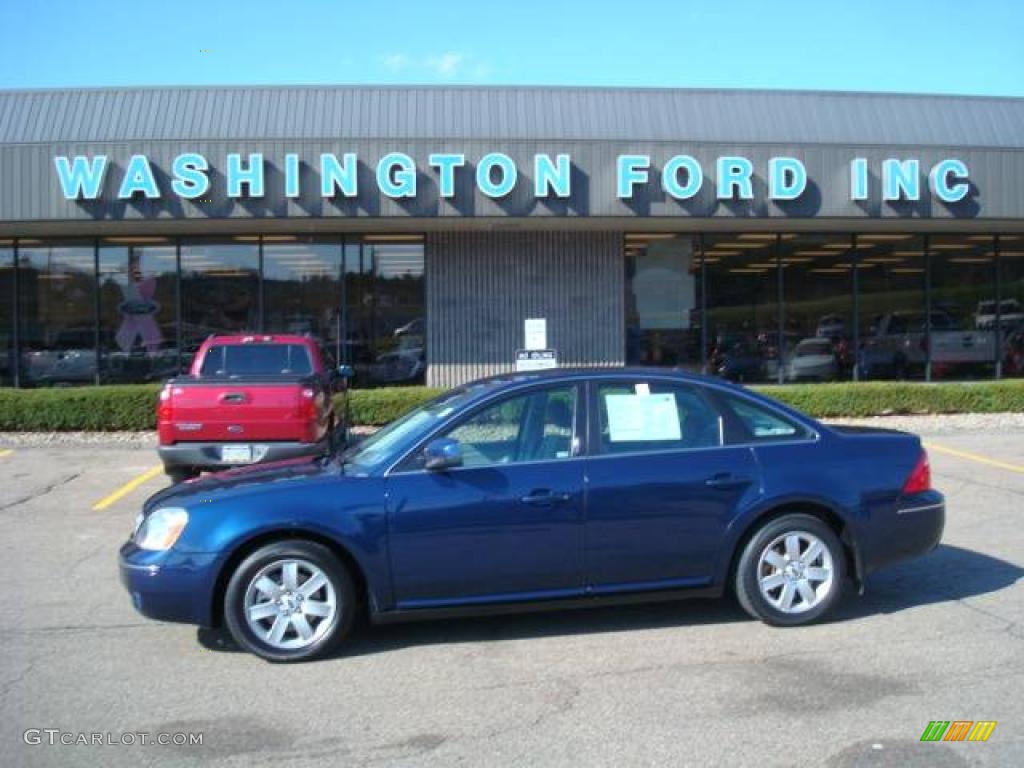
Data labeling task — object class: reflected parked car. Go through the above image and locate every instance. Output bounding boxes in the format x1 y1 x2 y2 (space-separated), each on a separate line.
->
815 314 846 339
787 338 838 381
975 299 1024 330
711 335 763 382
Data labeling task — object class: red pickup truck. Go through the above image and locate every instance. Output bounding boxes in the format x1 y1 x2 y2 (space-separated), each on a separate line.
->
157 335 340 483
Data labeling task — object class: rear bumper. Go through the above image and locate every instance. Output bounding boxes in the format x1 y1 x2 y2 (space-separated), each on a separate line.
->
159 436 329 471
860 490 945 575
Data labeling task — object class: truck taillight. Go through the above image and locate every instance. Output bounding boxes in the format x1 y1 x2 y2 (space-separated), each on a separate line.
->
157 387 172 420
300 388 318 420
902 450 931 494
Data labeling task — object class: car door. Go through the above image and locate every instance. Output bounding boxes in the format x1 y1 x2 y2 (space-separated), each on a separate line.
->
385 383 586 608
583 378 761 591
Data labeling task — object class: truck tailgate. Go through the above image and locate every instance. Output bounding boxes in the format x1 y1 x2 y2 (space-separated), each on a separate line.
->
167 380 312 442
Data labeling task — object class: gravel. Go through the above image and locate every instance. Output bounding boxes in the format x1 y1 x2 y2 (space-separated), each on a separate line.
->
2 414 1023 447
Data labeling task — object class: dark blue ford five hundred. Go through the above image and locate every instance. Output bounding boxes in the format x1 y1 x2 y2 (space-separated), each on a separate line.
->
120 369 944 661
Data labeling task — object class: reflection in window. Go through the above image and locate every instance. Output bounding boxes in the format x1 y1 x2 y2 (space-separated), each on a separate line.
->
704 234 780 383
98 240 178 383
998 236 1024 378
180 239 259 368
624 234 702 371
365 238 425 385
17 242 96 385
262 236 343 365
929 235 996 380
856 234 927 380
0 243 12 385
779 234 854 382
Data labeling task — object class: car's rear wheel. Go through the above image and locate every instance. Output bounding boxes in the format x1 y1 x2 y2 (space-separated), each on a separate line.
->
224 540 355 662
734 514 844 626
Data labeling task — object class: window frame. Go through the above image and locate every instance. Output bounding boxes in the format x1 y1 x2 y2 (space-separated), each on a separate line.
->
387 381 586 475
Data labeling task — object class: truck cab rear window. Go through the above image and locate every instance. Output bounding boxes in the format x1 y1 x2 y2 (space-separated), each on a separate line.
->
199 344 313 377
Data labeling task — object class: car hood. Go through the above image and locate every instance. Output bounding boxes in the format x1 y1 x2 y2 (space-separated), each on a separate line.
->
143 454 342 512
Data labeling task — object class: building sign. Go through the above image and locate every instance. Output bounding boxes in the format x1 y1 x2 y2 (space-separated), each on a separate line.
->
52 152 972 206
524 318 547 350
515 349 558 372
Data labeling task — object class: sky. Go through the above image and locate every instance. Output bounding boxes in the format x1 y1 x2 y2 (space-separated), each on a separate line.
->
1 0 1022 96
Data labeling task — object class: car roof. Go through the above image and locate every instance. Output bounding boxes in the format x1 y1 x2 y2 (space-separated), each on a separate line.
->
461 366 740 395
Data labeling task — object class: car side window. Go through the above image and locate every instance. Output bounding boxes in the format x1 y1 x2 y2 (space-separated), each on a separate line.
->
442 385 578 468
596 381 722 455
719 394 810 444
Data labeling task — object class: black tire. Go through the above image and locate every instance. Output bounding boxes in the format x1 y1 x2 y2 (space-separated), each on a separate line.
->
734 513 845 627
166 467 197 485
223 539 355 662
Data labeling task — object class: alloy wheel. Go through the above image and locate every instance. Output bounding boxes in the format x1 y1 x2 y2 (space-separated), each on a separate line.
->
243 558 338 650
756 531 834 614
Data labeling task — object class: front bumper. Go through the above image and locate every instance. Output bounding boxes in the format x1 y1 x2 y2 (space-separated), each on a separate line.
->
158 436 328 472
860 490 945 575
118 543 220 626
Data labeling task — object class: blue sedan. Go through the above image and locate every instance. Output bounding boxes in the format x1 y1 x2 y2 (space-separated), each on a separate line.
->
120 369 944 661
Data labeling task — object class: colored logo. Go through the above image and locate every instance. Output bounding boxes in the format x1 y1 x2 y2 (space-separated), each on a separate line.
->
920 721 997 742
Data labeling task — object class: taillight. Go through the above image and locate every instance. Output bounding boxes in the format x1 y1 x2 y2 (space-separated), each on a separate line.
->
903 450 931 494
157 386 173 421
300 388 318 420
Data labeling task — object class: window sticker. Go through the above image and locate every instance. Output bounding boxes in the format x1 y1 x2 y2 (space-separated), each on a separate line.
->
605 393 682 442
635 382 650 396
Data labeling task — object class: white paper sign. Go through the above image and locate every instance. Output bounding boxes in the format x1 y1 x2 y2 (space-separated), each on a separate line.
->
524 318 547 350
515 349 557 372
605 393 682 442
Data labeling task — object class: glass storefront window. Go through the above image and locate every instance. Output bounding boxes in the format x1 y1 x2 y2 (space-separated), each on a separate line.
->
624 234 702 371
856 234 927 380
98 239 179 383
366 237 425 385
180 239 259 369
0 242 13 385
998 235 1024 377
780 234 855 382
704 233 780 383
262 236 343 367
17 241 97 386
929 235 996 380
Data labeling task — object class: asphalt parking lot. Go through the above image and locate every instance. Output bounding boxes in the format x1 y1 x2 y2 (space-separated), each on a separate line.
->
0 425 1021 768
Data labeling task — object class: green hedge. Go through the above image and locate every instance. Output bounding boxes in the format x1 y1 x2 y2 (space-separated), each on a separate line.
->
0 384 443 432
341 386 443 426
0 384 163 431
0 380 1021 432
754 380 1024 418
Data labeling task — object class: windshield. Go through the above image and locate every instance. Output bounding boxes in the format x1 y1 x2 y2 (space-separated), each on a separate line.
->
340 387 476 472
199 344 313 377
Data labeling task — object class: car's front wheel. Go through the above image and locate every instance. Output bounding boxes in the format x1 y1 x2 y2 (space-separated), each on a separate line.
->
223 540 356 662
734 514 845 626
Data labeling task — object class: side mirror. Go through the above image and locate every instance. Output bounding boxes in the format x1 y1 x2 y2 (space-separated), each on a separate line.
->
333 364 355 392
423 438 463 471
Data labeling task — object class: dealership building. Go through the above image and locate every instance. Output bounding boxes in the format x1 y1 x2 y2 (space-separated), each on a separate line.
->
1 85 1023 388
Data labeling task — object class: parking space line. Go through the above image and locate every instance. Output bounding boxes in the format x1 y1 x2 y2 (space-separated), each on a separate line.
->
0 449 12 458
925 442 1024 474
92 465 164 511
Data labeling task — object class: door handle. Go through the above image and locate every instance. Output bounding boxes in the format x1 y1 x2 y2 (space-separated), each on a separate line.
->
520 489 572 506
704 473 752 490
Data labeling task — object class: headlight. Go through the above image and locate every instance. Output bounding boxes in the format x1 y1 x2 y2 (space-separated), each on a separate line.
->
134 507 189 551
